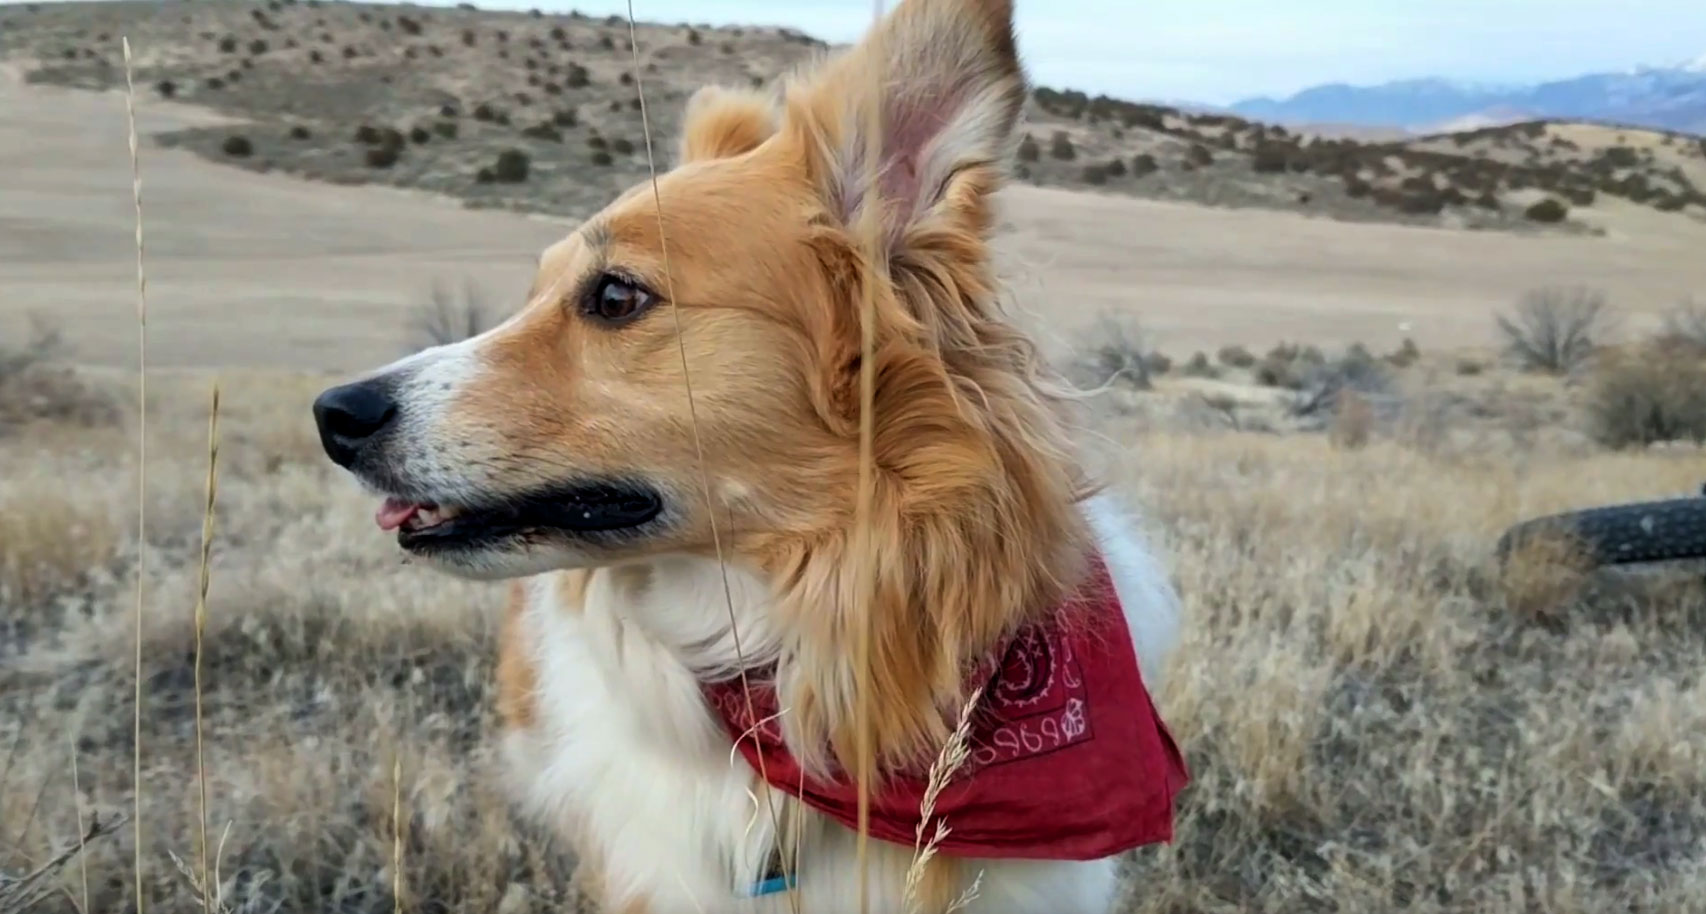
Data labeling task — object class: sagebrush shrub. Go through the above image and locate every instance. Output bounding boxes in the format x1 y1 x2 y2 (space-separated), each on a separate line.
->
1386 337 1421 368
1255 342 1326 389
493 149 530 182
1217 344 1256 368
1016 134 1039 163
1070 315 1160 391
1525 197 1568 223
1496 286 1609 373
1586 348 1706 448
1290 346 1390 417
1049 131 1075 161
1180 351 1219 378
1251 142 1290 173
520 122 562 142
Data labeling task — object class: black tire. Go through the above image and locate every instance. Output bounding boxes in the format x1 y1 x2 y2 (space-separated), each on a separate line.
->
1497 496 1706 567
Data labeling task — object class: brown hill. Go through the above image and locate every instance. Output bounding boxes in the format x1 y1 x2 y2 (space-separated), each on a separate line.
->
4 0 1705 233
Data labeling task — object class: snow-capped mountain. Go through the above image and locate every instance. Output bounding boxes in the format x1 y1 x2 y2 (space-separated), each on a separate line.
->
1231 58 1706 134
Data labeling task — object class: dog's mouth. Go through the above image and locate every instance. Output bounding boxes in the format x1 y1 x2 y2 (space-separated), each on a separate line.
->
374 482 664 553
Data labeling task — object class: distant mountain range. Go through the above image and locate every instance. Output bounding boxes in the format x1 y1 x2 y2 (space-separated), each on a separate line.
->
1230 56 1706 135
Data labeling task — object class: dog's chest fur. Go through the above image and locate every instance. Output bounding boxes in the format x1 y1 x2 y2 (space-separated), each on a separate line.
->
497 495 1177 913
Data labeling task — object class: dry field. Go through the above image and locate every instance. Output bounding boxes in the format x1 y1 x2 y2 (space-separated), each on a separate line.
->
5 348 1706 913
5 6 1706 914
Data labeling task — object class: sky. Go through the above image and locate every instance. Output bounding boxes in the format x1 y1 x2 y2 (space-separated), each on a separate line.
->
410 0 1706 106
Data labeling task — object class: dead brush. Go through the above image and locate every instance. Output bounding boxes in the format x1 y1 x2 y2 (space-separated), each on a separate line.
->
1495 526 1595 619
1585 345 1706 449
1658 296 1706 351
1496 286 1612 374
0 316 119 433
1327 389 1373 450
0 813 129 914
1289 344 1395 433
0 487 121 621
1069 314 1168 392
406 278 503 351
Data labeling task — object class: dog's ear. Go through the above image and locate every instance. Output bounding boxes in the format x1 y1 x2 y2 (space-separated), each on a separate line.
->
678 85 779 164
782 0 1024 246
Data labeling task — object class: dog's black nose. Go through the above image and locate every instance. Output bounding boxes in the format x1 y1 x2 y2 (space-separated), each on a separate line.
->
312 380 398 468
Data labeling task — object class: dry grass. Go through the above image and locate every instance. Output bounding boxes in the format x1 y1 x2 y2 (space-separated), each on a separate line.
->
1327 389 1374 450
0 814 127 913
3 363 1705 912
121 37 149 912
0 317 121 434
1494 526 1597 621
1585 346 1706 449
1109 431 1706 914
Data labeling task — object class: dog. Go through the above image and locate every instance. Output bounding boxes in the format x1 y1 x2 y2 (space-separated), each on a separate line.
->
311 0 1186 910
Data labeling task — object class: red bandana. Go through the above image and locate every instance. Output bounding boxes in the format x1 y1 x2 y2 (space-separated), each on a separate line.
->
700 555 1189 860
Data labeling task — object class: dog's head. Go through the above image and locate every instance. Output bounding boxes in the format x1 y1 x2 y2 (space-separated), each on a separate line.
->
314 0 1067 582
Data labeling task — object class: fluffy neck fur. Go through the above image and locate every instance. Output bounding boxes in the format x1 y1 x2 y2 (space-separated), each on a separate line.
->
727 163 1095 777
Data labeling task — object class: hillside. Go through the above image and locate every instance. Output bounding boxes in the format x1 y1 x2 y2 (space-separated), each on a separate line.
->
2 0 1705 234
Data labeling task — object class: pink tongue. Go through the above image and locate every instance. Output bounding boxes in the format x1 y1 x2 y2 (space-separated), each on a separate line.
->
376 497 422 532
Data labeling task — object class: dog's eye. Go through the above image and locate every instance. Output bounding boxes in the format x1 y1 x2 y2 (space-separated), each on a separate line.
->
586 274 655 325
